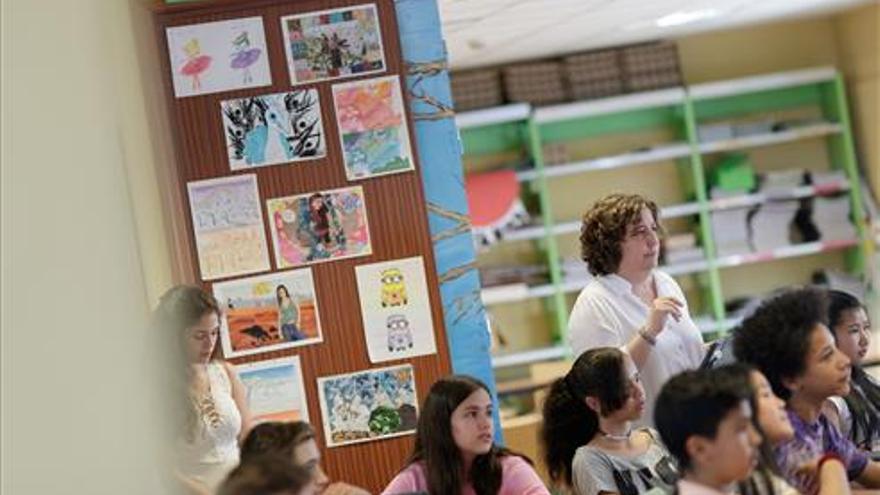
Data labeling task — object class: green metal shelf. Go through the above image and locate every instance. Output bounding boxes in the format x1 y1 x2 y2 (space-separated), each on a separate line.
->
459 66 871 369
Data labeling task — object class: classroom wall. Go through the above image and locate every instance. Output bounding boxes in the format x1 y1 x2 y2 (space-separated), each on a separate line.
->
833 2 880 202
2 1 170 493
678 3 879 199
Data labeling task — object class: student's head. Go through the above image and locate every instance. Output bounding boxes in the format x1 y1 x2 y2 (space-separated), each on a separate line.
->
828 290 880 450
732 287 851 403
654 369 761 486
541 347 644 486
240 421 330 491
409 375 511 495
828 290 871 366
154 285 222 365
416 375 494 461
579 193 663 276
218 455 316 495
747 368 794 445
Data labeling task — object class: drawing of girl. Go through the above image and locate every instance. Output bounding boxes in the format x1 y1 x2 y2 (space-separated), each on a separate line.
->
180 38 212 91
276 284 305 342
230 31 262 84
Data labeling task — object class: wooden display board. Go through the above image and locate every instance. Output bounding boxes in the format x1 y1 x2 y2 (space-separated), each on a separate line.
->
153 0 451 490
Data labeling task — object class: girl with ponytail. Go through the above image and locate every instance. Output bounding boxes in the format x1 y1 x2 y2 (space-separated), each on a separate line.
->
541 347 677 495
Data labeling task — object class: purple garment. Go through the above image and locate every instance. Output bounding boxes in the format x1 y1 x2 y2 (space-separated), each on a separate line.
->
773 409 868 494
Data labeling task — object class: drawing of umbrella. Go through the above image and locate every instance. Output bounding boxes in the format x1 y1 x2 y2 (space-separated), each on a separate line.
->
180 38 212 91
231 31 262 84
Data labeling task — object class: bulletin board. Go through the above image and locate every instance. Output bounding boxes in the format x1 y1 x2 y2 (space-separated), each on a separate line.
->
153 0 452 490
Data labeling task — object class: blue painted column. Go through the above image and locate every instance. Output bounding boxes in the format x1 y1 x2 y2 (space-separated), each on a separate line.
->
394 0 502 441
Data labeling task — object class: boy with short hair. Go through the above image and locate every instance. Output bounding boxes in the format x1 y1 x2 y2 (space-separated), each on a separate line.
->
654 368 762 494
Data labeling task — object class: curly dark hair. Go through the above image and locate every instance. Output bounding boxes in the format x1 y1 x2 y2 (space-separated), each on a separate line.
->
579 193 662 276
732 287 830 401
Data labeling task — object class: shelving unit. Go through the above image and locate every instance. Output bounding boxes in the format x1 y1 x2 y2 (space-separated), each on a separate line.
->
458 66 871 370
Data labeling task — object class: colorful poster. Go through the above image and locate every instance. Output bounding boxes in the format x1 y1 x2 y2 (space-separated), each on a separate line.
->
355 256 437 363
332 75 414 180
221 89 326 171
280 4 386 86
212 268 322 358
266 186 372 269
187 174 270 280
317 364 417 447
237 356 310 423
166 16 271 98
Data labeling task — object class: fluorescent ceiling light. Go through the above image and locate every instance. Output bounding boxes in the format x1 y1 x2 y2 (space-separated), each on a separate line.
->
656 8 721 27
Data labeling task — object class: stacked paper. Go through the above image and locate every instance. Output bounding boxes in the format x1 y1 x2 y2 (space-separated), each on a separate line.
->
750 201 799 251
710 188 751 257
664 233 704 264
749 170 804 251
760 169 804 198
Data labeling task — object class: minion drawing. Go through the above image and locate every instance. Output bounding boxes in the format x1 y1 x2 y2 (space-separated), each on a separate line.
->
380 268 407 307
386 314 414 352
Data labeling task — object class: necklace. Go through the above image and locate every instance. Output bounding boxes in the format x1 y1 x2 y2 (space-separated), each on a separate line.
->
600 428 632 442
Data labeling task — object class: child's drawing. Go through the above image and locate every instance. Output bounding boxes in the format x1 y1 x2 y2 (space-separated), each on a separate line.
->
281 4 386 86
221 89 326 171
332 75 414 180
186 174 269 280
166 16 271 98
317 365 417 447
266 186 371 269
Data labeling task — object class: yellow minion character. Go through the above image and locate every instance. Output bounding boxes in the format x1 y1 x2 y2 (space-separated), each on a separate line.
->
380 268 407 307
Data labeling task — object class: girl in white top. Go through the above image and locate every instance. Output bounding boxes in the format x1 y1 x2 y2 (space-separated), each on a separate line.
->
155 285 253 494
569 194 704 426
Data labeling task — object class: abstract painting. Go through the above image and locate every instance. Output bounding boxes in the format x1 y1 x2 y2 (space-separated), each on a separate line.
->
355 256 437 363
212 268 322 358
281 4 386 86
237 356 310 423
332 75 414 180
266 186 371 269
317 364 417 447
166 16 271 98
186 174 269 280
221 89 326 171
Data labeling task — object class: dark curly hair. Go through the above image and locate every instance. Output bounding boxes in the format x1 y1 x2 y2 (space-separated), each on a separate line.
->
579 193 662 276
541 348 630 487
732 287 830 401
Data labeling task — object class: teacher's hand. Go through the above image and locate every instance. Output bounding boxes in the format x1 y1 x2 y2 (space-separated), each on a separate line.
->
645 297 683 336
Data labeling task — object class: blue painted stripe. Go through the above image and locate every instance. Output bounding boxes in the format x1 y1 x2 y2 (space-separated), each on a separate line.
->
394 0 502 443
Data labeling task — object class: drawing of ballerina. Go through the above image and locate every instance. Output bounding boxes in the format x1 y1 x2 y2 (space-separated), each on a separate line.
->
230 31 262 84
179 38 212 91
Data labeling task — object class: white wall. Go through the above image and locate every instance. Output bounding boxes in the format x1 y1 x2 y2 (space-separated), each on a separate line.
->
2 1 170 493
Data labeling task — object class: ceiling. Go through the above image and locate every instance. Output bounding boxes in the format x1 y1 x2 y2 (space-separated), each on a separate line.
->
438 0 876 70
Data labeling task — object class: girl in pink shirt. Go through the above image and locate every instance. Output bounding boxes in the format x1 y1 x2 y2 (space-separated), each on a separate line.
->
382 375 549 495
